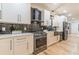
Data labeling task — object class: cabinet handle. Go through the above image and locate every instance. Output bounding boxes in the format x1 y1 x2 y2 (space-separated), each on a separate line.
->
10 40 12 50
17 14 21 22
17 38 26 40
20 15 21 22
27 40 29 49
1 3 3 9
17 14 19 22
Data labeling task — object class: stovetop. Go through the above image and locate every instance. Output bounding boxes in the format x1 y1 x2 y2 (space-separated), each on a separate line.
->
34 31 46 35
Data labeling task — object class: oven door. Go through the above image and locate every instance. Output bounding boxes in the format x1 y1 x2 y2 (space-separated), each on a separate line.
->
33 36 47 54
36 37 47 48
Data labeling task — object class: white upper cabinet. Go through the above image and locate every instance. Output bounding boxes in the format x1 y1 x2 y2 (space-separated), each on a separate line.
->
2 4 18 23
16 3 31 24
0 4 1 10
43 10 51 26
0 3 31 24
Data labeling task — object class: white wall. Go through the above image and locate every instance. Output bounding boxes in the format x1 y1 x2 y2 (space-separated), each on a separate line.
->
71 22 79 34
68 19 79 34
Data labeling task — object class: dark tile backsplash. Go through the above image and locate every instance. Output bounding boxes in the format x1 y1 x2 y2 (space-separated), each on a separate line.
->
0 21 45 34
0 23 30 34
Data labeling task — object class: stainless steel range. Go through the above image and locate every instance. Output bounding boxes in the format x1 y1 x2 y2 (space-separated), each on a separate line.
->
33 31 47 54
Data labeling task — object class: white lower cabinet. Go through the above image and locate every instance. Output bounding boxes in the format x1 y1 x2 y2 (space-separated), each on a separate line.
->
26 36 33 54
47 31 58 46
0 38 13 55
0 34 33 55
13 35 33 55
13 36 28 55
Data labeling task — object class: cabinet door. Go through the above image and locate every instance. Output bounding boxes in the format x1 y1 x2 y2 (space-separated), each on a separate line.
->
0 38 13 55
14 36 28 55
0 3 1 10
17 3 31 24
47 32 58 46
2 3 18 23
43 10 51 26
47 32 53 46
27 35 33 54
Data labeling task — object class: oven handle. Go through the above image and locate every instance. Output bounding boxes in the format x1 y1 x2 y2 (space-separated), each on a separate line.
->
35 37 47 39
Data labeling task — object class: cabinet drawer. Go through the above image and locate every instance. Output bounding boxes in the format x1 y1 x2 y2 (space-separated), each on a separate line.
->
14 37 27 46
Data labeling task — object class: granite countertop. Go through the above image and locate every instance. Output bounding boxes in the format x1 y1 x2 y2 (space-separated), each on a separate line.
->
0 33 33 39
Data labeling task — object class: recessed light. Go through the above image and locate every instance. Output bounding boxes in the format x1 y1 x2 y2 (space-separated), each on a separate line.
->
53 3 59 6
63 10 68 14
68 13 72 17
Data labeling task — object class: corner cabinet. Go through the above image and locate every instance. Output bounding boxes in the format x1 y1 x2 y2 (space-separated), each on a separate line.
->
0 38 13 55
0 3 31 24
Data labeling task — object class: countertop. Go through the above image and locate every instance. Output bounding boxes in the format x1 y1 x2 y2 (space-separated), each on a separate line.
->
0 33 34 39
44 30 54 33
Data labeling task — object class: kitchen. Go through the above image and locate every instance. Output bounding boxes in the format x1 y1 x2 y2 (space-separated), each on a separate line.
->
0 3 78 55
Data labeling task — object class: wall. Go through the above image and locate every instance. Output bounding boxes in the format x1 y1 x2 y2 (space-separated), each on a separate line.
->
71 21 79 34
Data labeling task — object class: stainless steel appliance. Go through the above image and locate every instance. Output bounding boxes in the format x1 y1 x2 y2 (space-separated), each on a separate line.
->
33 31 47 54
31 8 41 21
63 21 68 40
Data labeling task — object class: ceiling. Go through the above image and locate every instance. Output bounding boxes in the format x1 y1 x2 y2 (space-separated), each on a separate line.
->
32 3 79 19
43 3 79 19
